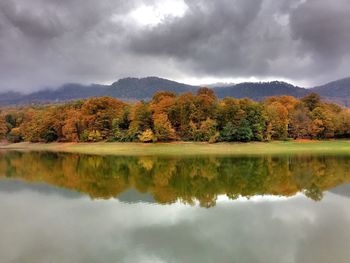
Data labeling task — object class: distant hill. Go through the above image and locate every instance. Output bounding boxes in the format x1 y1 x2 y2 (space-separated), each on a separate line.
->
312 77 350 107
0 92 24 105
0 77 197 106
215 81 308 100
0 84 109 105
0 76 350 106
105 77 197 100
24 83 109 103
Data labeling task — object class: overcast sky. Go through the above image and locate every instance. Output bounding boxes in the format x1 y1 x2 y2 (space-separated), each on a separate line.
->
0 0 349 92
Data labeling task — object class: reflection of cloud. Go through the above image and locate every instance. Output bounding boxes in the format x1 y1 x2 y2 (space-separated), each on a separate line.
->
0 188 349 263
117 189 155 204
329 183 350 198
0 178 81 198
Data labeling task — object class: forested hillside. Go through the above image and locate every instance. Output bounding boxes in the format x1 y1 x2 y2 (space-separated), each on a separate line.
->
0 77 197 105
312 77 350 106
0 76 349 106
1 90 349 143
215 81 308 100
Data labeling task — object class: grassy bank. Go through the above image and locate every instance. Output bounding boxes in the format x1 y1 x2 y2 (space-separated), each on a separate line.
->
1 140 350 156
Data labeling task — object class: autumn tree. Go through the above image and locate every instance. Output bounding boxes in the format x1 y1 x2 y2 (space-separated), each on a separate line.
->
265 101 289 140
62 108 83 142
193 88 218 123
265 96 299 111
0 114 7 140
138 129 156 143
310 106 336 138
128 101 153 141
217 98 244 129
335 110 350 137
19 107 62 142
7 128 22 143
153 114 177 141
302 93 321 111
2 90 350 143
151 92 177 141
191 118 218 142
81 97 127 140
171 93 197 138
4 111 24 130
289 104 312 138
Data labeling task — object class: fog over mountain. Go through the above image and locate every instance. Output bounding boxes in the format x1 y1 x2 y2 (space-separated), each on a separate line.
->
1 0 350 93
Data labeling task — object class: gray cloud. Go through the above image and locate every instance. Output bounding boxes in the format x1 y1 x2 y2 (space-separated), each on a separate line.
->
0 0 349 92
289 0 350 76
128 0 350 85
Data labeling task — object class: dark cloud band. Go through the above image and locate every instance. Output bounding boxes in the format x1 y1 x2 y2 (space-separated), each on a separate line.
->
0 0 349 92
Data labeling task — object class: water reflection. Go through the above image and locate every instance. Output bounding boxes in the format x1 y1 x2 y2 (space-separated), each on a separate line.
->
1 151 350 262
1 151 350 206
0 179 350 263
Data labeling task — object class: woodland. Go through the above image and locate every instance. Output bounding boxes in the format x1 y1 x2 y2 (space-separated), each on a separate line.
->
1 89 350 143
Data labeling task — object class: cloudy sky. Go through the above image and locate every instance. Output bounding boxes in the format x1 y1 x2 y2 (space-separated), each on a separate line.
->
0 0 349 92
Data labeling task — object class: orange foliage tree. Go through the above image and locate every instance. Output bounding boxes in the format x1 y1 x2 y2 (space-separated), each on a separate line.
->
1 90 350 143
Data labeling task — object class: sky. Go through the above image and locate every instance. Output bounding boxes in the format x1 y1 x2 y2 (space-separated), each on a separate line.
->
0 0 350 92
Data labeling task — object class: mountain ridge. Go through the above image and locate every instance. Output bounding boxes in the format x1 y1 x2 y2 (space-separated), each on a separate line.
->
0 76 349 106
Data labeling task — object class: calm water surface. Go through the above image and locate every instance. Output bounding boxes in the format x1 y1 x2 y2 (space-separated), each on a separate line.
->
0 151 350 263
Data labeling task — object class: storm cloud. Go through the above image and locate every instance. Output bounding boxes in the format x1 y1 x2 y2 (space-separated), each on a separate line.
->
0 0 349 92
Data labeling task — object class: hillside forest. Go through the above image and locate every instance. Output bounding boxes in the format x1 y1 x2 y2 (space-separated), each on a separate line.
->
1 89 350 143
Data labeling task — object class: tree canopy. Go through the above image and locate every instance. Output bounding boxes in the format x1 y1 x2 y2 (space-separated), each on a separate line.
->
1 91 350 143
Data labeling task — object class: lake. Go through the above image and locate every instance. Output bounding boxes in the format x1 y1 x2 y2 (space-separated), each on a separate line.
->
1 150 350 263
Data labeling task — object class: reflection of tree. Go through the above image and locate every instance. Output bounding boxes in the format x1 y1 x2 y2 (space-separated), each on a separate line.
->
304 183 323 201
1 151 350 207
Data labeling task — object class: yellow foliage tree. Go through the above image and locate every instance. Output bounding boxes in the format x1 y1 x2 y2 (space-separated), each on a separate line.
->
0 115 7 140
138 129 156 143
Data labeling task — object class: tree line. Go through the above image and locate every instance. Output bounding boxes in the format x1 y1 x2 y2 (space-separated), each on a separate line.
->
1 88 350 143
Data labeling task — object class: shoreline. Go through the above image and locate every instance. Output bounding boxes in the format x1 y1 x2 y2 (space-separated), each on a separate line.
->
1 140 350 156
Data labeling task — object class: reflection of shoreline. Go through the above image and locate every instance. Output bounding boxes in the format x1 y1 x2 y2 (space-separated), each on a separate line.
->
1 151 350 207
2 140 350 156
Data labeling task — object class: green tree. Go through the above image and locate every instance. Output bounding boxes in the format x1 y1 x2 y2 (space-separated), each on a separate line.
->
236 119 253 141
302 93 321 111
221 122 236 141
7 128 22 143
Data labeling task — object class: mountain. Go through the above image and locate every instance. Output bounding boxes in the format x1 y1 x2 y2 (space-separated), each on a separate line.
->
0 76 349 106
24 83 109 103
312 77 350 106
214 81 308 100
0 84 109 106
0 91 24 105
0 77 197 106
105 77 197 100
